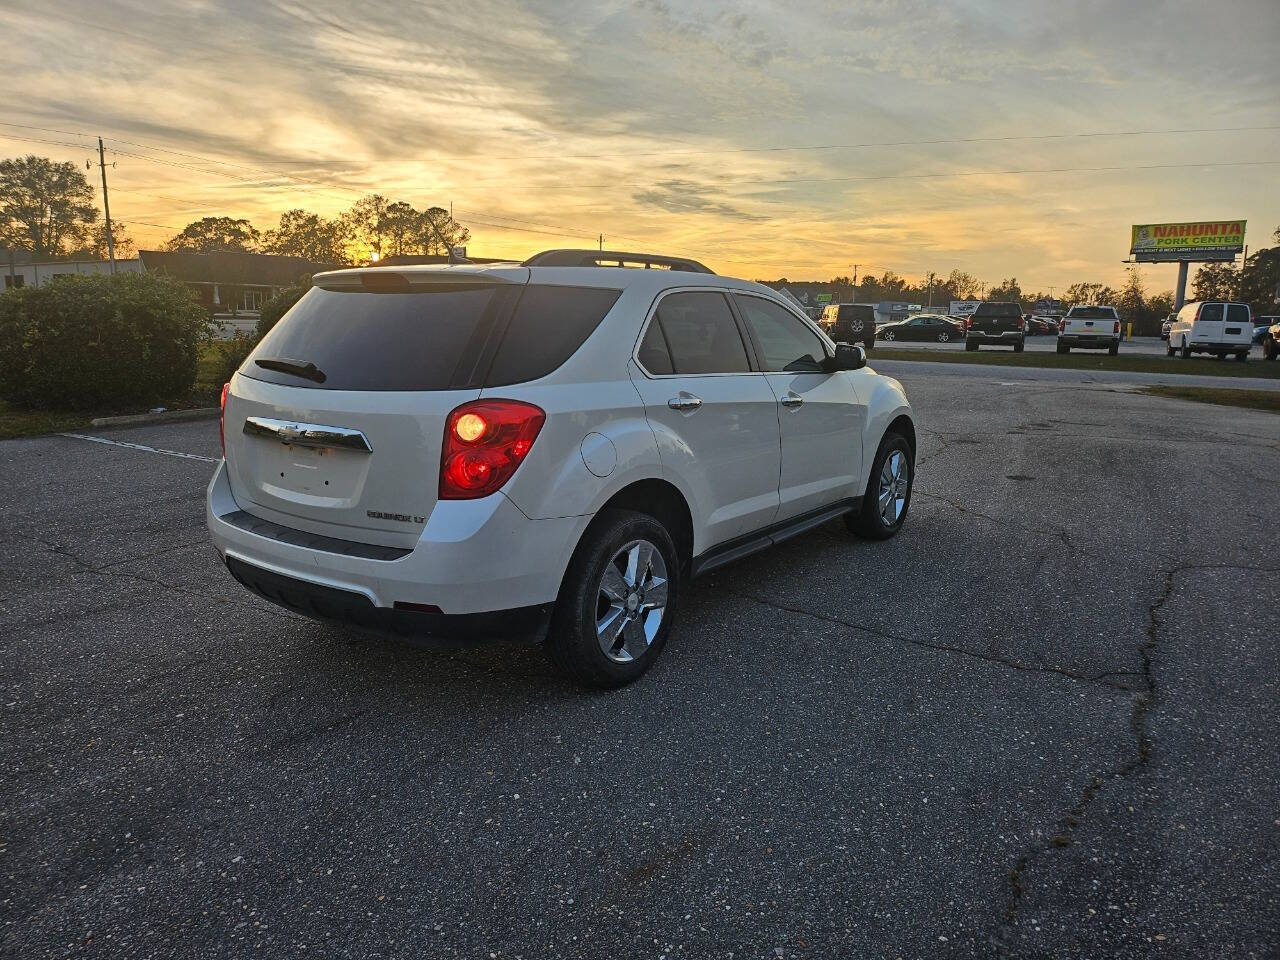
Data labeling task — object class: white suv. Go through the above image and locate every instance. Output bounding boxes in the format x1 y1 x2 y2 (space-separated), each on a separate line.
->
207 249 916 686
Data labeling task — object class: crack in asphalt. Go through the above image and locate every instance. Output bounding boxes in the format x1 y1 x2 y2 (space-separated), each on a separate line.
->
723 590 1142 692
911 489 1112 561
992 562 1278 953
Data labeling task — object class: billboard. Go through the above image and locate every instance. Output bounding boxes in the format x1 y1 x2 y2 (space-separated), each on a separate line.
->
950 300 981 317
1130 220 1245 262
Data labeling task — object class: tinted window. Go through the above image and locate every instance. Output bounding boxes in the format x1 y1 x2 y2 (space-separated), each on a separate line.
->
245 285 502 391
653 292 751 374
1067 306 1117 319
974 302 1022 317
838 304 874 322
637 318 674 374
1199 303 1224 323
486 285 621 386
735 295 826 372
1225 304 1250 325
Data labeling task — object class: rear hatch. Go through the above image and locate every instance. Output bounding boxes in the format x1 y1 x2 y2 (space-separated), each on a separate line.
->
222 267 528 550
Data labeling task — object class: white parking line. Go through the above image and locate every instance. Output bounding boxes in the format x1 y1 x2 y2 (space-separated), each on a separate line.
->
59 433 217 463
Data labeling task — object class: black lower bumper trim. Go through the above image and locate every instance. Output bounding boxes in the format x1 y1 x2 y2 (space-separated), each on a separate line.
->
225 555 552 643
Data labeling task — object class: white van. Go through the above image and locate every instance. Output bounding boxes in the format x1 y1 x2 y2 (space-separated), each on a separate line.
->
1167 301 1253 362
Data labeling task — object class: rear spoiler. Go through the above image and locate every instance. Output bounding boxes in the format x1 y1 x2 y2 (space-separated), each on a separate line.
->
312 267 526 292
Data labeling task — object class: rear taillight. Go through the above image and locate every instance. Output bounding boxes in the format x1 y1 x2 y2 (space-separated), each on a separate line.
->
1018 316 1027 331
1114 321 1120 334
439 399 545 500
1059 319 1067 334
219 382 229 455
965 317 973 329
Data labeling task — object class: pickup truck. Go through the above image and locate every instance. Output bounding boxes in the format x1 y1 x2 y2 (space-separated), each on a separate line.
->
964 302 1025 351
1057 305 1121 355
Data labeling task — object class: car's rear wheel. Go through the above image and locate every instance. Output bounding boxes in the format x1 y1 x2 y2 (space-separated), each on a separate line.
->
1181 343 1191 359
548 509 679 688
1166 342 1175 357
937 331 950 343
1236 351 1248 363
847 432 913 540
1108 342 1119 356
1058 342 1069 354
1013 340 1025 353
883 329 896 341
1265 338 1278 361
966 340 978 352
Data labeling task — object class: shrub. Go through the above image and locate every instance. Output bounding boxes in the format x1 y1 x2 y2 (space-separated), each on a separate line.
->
256 281 311 340
0 272 213 410
214 332 259 386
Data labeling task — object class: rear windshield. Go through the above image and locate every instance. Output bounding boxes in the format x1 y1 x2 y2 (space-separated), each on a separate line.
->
838 305 874 321
1225 304 1250 325
974 303 1021 317
1067 306 1116 319
243 283 619 391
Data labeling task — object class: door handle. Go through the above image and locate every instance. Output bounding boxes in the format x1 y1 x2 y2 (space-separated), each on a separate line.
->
779 393 804 408
667 394 703 412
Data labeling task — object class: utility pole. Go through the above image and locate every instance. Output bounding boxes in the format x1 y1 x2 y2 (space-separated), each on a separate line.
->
96 138 116 273
599 234 604 251
851 264 859 301
926 271 936 308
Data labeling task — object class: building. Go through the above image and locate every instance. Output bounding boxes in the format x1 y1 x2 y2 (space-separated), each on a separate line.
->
138 250 335 338
2 249 141 289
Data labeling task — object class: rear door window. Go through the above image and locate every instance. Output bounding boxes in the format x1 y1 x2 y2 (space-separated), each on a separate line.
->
650 291 751 374
1199 303 1224 323
245 285 506 391
485 285 621 386
1225 304 1250 326
734 295 827 372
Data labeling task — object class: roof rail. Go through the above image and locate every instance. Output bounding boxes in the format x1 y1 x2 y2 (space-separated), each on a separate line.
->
522 249 714 274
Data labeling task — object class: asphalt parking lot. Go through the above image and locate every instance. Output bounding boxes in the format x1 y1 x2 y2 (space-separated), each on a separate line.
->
2 366 1277 959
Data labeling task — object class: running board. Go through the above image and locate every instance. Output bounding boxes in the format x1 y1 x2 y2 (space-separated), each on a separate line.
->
690 498 860 578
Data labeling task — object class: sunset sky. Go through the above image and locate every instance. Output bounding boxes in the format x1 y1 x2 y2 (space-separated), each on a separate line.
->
4 0 1278 291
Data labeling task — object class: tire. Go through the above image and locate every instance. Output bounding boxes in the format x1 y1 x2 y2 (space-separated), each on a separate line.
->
1057 342 1068 354
1108 342 1119 356
1236 351 1248 363
1013 340 1025 353
1166 342 1175 357
847 432 913 540
966 340 978 352
883 330 895 341
937 331 950 343
1265 338 1278 361
547 509 679 688
1181 343 1191 359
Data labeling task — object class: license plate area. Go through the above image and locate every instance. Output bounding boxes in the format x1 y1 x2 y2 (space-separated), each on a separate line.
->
248 436 373 508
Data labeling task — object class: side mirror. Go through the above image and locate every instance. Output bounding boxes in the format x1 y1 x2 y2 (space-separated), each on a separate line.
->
829 342 866 371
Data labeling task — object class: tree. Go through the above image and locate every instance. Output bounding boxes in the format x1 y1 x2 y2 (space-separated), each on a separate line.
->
1191 262 1235 301
75 220 135 260
166 216 260 253
0 155 98 258
343 194 390 262
946 269 984 300
414 206 470 255
1235 234 1280 312
1063 282 1117 306
261 209 349 264
1117 267 1146 318
986 277 1022 303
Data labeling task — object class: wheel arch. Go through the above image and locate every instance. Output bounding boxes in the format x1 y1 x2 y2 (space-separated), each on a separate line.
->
587 478 695 574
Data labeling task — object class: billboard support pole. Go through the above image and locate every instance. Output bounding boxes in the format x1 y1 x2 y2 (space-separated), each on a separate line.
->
1174 261 1189 312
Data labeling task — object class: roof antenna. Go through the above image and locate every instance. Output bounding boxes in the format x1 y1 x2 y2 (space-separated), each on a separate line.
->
425 210 470 264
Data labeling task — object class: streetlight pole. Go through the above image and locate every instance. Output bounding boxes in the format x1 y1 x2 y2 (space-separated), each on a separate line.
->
96 138 116 273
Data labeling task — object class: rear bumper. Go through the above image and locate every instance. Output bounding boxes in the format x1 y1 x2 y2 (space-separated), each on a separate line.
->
206 459 588 622
1059 335 1118 348
224 555 551 642
967 332 1023 345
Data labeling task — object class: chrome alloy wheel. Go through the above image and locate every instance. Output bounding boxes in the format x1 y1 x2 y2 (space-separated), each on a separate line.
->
878 449 910 527
596 539 668 663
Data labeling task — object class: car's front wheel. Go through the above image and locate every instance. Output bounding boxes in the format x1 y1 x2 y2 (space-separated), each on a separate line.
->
548 509 679 688
883 329 896 341
847 431 913 540
937 331 950 343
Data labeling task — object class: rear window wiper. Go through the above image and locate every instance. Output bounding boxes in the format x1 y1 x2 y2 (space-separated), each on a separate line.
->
254 357 327 383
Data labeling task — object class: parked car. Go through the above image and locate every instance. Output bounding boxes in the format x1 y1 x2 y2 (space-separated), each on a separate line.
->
1057 304 1122 355
208 249 916 688
1252 316 1278 345
819 302 877 352
1167 300 1252 361
1262 319 1280 361
1026 316 1058 336
876 313 964 342
1160 313 1176 341
964 302 1025 351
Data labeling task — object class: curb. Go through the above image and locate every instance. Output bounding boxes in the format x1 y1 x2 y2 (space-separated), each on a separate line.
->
90 407 220 428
